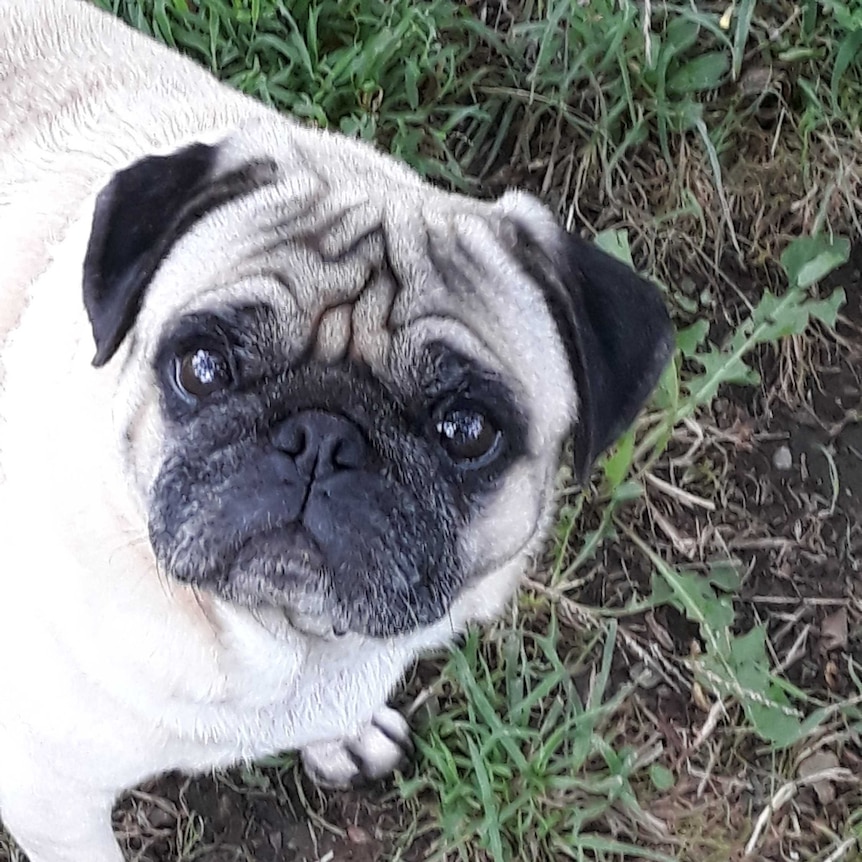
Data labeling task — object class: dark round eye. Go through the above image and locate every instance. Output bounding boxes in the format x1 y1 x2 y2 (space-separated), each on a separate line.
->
436 403 501 464
174 347 233 399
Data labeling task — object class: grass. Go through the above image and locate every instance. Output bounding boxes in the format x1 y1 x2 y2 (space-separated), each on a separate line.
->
90 0 862 296
400 619 679 861
93 0 494 185
6 0 862 860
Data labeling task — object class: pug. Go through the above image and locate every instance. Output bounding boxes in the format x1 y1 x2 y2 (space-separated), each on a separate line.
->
0 1 673 860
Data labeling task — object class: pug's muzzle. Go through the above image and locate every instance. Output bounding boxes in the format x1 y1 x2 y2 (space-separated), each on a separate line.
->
149 362 468 639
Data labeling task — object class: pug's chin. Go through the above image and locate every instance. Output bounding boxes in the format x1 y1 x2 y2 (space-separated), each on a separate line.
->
247 600 348 642
222 561 349 641
181 530 346 640
156 521 454 639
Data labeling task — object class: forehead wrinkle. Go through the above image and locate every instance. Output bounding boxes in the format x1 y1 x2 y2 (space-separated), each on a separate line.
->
394 313 514 381
349 266 398 370
424 226 493 307
248 194 379 253
256 212 393 364
381 219 512 370
378 198 503 332
310 263 391 363
229 203 385 315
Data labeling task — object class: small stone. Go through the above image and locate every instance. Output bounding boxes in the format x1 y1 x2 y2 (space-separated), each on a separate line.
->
772 445 793 471
798 750 840 805
347 825 372 845
146 806 175 830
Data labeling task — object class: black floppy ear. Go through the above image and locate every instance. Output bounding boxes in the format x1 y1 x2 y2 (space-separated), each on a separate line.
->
83 142 278 367
512 218 675 482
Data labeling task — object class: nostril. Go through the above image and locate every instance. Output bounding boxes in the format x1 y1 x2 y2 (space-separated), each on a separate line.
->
332 437 364 470
275 422 310 458
271 410 368 478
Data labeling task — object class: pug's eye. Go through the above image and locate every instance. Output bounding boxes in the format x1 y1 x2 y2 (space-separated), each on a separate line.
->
174 347 233 399
436 401 501 465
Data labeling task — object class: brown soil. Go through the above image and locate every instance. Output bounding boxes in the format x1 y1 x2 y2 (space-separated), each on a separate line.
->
114 769 415 862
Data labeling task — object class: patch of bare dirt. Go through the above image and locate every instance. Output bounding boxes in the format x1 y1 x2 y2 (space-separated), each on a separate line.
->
569 244 862 861
113 766 420 862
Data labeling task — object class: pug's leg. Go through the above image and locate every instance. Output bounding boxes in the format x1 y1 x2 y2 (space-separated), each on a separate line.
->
300 705 413 788
1 793 124 862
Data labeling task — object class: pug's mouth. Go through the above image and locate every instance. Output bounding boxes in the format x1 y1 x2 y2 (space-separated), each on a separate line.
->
150 448 463 639
217 525 354 639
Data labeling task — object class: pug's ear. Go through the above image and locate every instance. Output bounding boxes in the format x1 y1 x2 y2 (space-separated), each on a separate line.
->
82 142 277 367
502 193 675 482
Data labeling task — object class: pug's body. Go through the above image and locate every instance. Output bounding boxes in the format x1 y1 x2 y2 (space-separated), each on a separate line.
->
0 3 673 861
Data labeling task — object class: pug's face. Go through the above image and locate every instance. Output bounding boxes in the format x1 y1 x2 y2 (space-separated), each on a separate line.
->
82 118 672 639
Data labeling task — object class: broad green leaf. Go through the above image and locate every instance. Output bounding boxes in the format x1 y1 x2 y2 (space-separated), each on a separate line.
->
650 354 680 412
728 627 771 676
594 229 634 267
676 320 709 357
803 288 845 328
649 566 735 631
667 52 730 93
683 282 845 409
648 763 675 792
603 429 635 490
706 561 742 592
780 235 851 289
663 17 700 55
699 628 805 748
745 701 805 748
686 349 759 403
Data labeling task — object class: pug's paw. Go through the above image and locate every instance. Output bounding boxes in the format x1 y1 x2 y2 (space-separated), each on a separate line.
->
301 707 413 788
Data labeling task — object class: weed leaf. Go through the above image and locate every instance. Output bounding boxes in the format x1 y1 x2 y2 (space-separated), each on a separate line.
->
780 235 851 289
648 763 675 792
594 229 634 267
667 52 730 93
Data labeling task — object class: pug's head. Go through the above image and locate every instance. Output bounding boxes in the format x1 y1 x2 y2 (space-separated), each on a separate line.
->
81 118 673 639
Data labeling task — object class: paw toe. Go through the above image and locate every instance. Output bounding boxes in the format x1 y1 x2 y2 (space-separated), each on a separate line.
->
301 739 362 789
301 707 413 788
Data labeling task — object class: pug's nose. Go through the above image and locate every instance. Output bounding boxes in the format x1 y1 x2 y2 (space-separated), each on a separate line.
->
271 410 367 479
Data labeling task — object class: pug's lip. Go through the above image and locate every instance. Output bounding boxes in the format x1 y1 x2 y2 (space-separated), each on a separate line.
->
230 523 327 572
282 607 349 639
235 602 348 641
221 572 348 640
219 526 353 638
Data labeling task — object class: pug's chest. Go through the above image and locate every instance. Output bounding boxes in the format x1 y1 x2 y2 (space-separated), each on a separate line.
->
147 629 412 773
